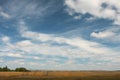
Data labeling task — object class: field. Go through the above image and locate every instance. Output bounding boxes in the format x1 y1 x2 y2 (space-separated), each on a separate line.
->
0 71 120 80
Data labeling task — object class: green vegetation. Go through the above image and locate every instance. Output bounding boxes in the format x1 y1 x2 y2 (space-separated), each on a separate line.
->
15 67 29 72
0 66 29 72
0 66 11 72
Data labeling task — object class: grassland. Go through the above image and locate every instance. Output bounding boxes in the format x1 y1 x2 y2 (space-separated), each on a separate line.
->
0 71 120 80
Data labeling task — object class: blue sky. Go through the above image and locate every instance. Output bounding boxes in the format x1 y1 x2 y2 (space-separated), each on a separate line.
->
0 0 120 70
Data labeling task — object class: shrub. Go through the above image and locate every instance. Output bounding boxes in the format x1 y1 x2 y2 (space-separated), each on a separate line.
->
15 67 29 72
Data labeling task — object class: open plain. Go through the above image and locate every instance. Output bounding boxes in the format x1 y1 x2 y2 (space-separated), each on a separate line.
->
0 71 120 80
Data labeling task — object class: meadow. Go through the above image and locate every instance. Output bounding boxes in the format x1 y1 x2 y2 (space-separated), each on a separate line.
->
0 71 120 80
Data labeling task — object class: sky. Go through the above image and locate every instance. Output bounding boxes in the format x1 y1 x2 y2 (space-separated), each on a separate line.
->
0 0 120 70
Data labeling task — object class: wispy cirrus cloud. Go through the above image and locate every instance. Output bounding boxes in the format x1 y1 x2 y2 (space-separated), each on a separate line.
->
19 21 117 55
3 0 59 19
0 6 11 19
7 20 118 70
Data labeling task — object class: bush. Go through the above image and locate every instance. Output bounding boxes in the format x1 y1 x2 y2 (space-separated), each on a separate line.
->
15 67 29 72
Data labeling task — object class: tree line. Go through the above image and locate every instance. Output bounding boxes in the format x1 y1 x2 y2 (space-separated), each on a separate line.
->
0 66 30 72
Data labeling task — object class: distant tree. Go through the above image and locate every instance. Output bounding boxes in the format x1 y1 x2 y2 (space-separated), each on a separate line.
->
15 67 29 72
2 66 10 71
0 67 2 71
0 66 30 72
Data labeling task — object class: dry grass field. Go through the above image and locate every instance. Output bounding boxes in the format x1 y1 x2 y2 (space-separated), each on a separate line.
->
0 71 120 80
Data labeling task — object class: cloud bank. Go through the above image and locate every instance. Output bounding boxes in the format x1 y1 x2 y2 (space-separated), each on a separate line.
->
1 20 119 70
0 0 120 70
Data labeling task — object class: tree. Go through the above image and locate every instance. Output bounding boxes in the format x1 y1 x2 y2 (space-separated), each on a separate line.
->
0 66 29 72
0 67 2 71
15 67 29 72
2 66 10 71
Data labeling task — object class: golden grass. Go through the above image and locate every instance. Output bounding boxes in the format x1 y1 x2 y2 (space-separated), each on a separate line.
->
0 71 120 78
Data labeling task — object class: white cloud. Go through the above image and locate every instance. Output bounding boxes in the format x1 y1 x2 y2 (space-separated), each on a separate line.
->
20 29 115 55
86 17 96 21
0 12 11 19
90 26 120 42
1 36 10 42
74 15 81 20
16 40 32 47
6 59 25 65
32 56 42 60
0 7 11 19
19 21 109 54
91 31 115 38
114 15 120 25
0 58 4 63
0 52 23 58
65 0 120 25
7 53 23 58
23 31 53 42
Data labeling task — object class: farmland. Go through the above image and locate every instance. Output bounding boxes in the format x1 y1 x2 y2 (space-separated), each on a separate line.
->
0 71 120 80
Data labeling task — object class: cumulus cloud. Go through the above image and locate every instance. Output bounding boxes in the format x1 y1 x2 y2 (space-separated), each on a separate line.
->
1 36 10 42
91 31 115 38
90 26 120 42
65 0 120 25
